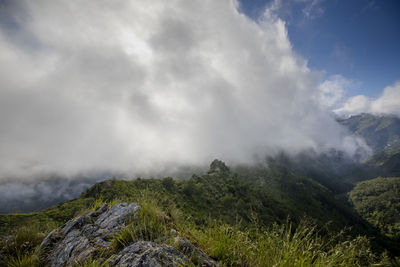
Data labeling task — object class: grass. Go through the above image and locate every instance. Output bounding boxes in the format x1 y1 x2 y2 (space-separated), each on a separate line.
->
0 226 44 254
0 225 43 267
0 162 398 266
184 219 380 266
0 195 393 267
4 253 38 267
0 197 94 236
104 192 387 266
74 255 113 267
111 193 175 251
90 198 120 212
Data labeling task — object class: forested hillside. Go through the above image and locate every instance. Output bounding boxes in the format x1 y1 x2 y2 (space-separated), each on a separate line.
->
349 177 400 241
1 160 399 266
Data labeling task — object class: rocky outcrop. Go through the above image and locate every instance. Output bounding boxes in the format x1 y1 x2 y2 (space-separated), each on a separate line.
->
208 159 230 175
38 202 219 267
107 238 218 266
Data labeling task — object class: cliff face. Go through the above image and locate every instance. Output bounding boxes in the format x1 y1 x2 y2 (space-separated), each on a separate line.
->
37 203 218 267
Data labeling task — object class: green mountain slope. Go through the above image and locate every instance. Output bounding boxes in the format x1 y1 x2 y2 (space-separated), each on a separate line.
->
1 161 393 245
0 161 360 233
349 177 400 241
267 151 375 193
1 160 399 265
338 113 400 153
78 160 366 232
365 147 400 177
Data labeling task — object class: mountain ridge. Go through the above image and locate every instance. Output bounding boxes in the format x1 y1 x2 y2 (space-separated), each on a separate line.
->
338 113 400 153
1 159 399 266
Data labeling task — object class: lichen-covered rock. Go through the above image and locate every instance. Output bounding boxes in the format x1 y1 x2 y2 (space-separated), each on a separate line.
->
38 203 139 267
38 203 219 267
107 241 188 266
107 239 219 266
174 237 220 266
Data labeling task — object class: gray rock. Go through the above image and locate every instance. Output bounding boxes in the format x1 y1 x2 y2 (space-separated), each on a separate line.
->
38 203 139 267
174 237 219 266
95 203 138 229
38 202 219 267
107 241 187 267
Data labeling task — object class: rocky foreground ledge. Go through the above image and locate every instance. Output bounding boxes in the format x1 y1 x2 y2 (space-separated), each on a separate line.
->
37 203 218 267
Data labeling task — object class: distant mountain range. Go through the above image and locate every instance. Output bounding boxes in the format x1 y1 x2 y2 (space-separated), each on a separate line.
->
338 113 400 153
338 113 400 178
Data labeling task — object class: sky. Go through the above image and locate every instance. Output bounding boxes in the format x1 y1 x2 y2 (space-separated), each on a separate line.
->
239 0 400 99
0 0 398 211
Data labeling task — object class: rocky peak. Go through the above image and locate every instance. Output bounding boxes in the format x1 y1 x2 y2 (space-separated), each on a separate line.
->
208 159 230 175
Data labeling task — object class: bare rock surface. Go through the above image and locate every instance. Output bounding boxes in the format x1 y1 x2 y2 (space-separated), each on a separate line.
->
108 241 188 266
38 203 219 267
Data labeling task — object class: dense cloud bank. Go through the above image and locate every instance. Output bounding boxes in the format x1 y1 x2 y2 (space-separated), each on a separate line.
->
0 0 365 183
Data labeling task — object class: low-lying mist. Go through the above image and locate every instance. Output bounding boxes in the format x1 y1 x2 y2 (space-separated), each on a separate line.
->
0 0 369 212
0 176 99 213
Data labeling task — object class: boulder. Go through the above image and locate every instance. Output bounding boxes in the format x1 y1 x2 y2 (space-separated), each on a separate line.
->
38 202 219 267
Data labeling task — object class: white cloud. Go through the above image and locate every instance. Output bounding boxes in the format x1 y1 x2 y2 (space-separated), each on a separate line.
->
335 82 400 117
334 95 371 116
370 82 400 116
317 75 360 108
0 0 362 181
302 0 325 19
262 0 324 23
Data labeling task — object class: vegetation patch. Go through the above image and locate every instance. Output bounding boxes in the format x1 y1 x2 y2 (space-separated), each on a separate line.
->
349 177 400 241
1 161 399 265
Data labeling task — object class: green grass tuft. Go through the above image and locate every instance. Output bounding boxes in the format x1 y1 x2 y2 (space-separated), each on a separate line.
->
0 225 44 266
185 218 379 266
111 193 173 251
4 252 38 267
74 255 113 267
